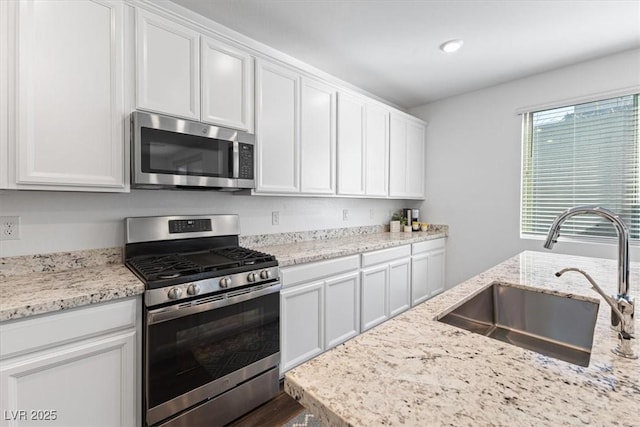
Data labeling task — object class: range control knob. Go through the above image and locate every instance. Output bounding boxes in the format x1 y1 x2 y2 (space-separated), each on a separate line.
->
260 270 271 280
167 287 183 300
247 272 257 282
219 277 231 288
186 284 200 296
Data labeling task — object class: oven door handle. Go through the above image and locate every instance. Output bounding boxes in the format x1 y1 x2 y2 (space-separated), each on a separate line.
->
147 282 281 325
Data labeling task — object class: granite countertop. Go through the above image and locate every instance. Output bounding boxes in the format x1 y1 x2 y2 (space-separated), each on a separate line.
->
0 247 144 322
285 251 640 426
251 229 447 267
0 264 144 322
0 227 447 322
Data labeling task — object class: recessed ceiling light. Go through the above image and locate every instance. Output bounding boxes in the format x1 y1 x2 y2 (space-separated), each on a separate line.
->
439 39 464 53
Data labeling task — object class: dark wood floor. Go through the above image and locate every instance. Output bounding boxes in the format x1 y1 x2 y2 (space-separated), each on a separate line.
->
226 382 304 427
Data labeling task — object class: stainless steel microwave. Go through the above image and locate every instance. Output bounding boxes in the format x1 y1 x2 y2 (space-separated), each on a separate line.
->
131 111 255 190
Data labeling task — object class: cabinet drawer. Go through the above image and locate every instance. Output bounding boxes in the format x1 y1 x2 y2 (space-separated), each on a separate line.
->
281 255 360 288
0 297 138 360
412 238 446 255
361 245 411 267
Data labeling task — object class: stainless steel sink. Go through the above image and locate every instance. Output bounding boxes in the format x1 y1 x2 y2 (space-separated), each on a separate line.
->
437 282 600 367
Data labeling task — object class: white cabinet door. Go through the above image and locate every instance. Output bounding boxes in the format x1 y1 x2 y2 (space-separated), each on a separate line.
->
12 0 125 190
0 330 136 427
388 258 411 317
389 113 426 199
201 36 253 131
411 253 429 306
389 114 407 198
255 60 300 193
337 92 365 195
136 9 200 120
411 239 446 305
427 248 446 297
325 271 360 349
406 121 426 198
300 77 336 194
365 102 389 197
360 264 388 332
0 0 7 190
280 281 324 373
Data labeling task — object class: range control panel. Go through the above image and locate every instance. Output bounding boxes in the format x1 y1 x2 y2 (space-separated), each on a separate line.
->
168 219 212 234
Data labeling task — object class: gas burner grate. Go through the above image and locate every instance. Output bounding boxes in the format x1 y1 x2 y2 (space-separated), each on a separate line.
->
128 255 201 281
212 247 275 265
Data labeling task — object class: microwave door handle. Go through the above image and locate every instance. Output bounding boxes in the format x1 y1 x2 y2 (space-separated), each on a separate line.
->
232 141 239 178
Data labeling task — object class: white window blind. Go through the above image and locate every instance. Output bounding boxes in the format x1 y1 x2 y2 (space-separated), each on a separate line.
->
521 94 639 240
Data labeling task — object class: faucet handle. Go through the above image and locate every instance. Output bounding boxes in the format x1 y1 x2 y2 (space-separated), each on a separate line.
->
615 296 635 335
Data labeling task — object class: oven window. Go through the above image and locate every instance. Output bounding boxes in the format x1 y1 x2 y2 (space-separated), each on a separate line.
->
141 127 233 178
146 291 279 409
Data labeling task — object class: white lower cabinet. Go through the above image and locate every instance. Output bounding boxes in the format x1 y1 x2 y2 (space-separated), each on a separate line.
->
411 239 447 306
280 241 445 374
360 245 411 332
280 255 359 375
324 272 360 350
0 298 140 427
360 264 388 331
280 281 324 374
389 257 411 317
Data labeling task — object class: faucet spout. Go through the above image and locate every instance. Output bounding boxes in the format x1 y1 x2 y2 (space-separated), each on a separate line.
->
544 206 630 298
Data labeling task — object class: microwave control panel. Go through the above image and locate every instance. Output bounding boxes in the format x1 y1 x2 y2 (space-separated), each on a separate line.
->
238 143 254 179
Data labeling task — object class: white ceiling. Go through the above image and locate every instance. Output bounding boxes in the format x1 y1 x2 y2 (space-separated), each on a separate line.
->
169 0 640 109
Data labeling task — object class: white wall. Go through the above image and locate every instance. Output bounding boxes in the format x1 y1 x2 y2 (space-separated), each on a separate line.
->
410 48 640 288
0 189 413 256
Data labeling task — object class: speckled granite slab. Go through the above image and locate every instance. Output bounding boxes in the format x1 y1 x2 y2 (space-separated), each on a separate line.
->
285 251 639 427
0 226 447 322
0 247 140 322
248 229 448 267
0 264 144 321
0 247 122 278
241 224 448 248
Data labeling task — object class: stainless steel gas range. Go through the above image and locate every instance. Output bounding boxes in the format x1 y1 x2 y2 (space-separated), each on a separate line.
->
124 215 280 427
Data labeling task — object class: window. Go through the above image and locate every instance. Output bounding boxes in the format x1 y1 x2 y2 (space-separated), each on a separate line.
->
521 94 639 241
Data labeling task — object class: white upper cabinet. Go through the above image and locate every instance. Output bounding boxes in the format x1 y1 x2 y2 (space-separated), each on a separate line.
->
336 92 366 195
4 0 126 191
300 77 336 194
136 9 200 120
255 61 338 196
136 10 254 131
255 59 300 193
389 112 426 199
364 102 390 197
201 36 254 132
337 92 391 198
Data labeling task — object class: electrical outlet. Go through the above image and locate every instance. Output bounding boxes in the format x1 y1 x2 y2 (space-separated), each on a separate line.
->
370 208 375 219
343 209 349 221
272 211 279 226
0 216 20 240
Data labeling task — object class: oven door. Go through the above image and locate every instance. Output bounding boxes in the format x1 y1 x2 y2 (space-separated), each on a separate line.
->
132 111 254 189
144 282 280 426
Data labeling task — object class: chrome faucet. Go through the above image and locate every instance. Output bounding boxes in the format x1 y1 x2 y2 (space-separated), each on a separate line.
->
544 206 630 298
556 268 636 359
544 206 636 359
